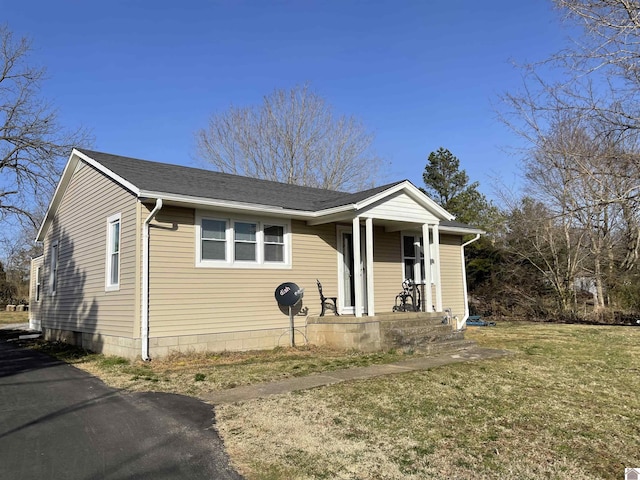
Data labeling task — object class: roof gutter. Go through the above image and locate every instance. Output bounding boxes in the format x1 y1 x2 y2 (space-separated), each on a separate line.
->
459 234 481 330
141 198 163 361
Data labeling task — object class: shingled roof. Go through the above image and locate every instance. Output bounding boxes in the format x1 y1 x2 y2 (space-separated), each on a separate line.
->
77 148 403 212
37 148 482 241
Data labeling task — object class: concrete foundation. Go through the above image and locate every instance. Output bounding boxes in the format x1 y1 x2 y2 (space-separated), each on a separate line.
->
43 326 307 360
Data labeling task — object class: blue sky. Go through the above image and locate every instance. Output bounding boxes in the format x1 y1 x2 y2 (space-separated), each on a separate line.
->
3 0 570 199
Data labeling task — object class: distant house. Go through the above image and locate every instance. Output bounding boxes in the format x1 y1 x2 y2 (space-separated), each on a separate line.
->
29 148 482 359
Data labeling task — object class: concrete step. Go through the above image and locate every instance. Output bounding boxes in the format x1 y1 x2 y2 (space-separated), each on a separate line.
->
383 323 454 340
387 329 465 348
379 317 450 329
374 311 445 322
411 339 477 355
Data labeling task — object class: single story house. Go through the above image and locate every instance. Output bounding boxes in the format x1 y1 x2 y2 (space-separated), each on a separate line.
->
30 148 482 359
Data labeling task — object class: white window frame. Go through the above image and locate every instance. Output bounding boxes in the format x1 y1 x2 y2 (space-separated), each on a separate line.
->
233 220 258 263
200 217 229 263
401 232 435 284
263 224 286 264
105 213 121 291
49 241 59 295
195 211 291 269
35 266 42 302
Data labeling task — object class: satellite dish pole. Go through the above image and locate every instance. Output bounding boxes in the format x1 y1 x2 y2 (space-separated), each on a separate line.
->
274 282 305 347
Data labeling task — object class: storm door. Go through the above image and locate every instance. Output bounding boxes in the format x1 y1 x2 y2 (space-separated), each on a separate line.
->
338 227 367 314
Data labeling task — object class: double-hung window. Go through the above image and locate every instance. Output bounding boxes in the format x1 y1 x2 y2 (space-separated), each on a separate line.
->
50 241 59 294
106 213 121 290
264 225 285 262
402 234 437 283
201 219 227 261
197 213 289 268
234 222 257 261
402 235 424 281
35 266 42 302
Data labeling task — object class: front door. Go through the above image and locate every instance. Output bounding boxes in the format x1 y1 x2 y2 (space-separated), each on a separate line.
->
338 227 367 314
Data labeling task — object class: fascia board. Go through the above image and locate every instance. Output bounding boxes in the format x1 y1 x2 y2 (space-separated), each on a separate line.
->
36 150 80 241
305 205 357 225
309 182 457 225
407 184 455 220
354 181 455 221
74 150 141 196
439 226 485 235
36 149 143 242
143 190 361 225
308 183 414 224
399 182 455 220
353 181 408 209
139 190 317 219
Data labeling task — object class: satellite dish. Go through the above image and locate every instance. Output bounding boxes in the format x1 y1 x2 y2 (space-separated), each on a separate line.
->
275 282 304 307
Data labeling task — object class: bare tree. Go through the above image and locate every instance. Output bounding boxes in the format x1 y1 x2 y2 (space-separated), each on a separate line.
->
503 104 640 310
503 1 640 139
0 25 90 228
505 195 590 314
195 84 381 192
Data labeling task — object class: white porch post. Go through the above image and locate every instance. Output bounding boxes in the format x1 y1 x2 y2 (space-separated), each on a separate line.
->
422 223 433 311
365 217 375 316
433 223 443 312
352 216 363 317
412 238 421 284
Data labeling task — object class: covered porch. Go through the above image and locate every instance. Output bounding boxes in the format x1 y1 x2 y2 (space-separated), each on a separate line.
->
306 181 459 319
330 215 446 318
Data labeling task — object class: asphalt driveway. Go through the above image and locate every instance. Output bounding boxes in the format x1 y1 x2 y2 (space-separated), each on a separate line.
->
0 331 243 480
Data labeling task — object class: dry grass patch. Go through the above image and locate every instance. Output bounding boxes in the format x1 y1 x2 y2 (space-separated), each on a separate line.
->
216 323 640 479
61 346 413 396
0 311 28 325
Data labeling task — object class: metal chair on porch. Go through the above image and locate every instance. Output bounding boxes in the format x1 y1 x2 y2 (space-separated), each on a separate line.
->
392 279 421 312
316 279 339 316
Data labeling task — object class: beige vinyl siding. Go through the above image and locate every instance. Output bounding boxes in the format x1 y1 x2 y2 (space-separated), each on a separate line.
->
41 162 138 337
439 234 465 315
372 227 403 313
146 204 469 338
147 207 338 337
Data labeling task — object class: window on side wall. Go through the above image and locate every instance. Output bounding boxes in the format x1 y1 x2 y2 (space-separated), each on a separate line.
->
50 241 59 294
35 266 42 302
106 213 121 291
196 213 290 268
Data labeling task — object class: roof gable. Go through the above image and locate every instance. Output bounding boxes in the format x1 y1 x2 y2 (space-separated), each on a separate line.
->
360 190 441 224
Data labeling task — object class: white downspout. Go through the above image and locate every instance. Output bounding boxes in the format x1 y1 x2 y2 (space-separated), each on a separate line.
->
459 234 481 330
141 198 163 361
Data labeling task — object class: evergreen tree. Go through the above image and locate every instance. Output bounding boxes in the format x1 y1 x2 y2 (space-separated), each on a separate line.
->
421 147 498 227
421 148 508 313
